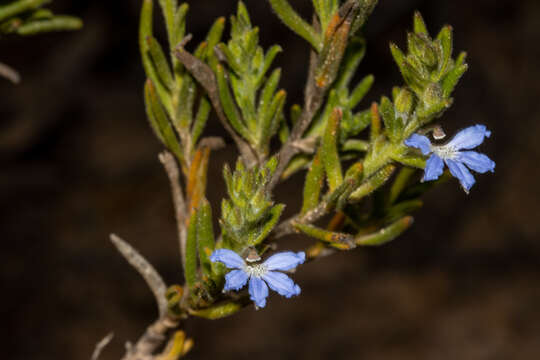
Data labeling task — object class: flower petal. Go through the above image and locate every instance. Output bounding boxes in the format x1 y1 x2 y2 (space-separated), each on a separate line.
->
209 249 245 269
456 151 495 174
262 271 301 298
223 269 249 291
423 154 444 182
404 134 432 155
445 159 476 193
263 251 306 271
447 125 491 150
249 276 269 308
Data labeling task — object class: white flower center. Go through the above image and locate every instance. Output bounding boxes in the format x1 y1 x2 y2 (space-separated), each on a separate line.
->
431 144 457 160
243 263 268 278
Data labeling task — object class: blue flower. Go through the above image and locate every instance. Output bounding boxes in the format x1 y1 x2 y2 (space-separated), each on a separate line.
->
210 249 305 308
405 124 495 193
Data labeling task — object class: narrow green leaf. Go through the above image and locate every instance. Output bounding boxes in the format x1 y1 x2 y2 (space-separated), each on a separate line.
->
341 109 371 139
335 37 366 90
192 97 211 145
369 102 381 142
302 149 325 215
189 300 244 319
16 16 82 35
29 9 53 20
175 74 196 131
147 36 174 91
257 68 281 125
249 204 285 246
0 0 50 22
205 17 226 61
322 108 343 191
185 211 199 293
349 164 396 202
278 114 290 144
281 155 310 180
293 222 352 250
388 167 416 204
144 80 183 161
441 63 468 98
349 75 374 109
436 25 453 79
215 65 250 140
290 104 302 126
158 0 176 50
355 216 414 246
342 139 369 152
380 96 399 142
197 199 215 279
140 0 172 113
413 11 428 36
256 45 282 88
173 3 189 50
260 89 286 152
268 0 322 51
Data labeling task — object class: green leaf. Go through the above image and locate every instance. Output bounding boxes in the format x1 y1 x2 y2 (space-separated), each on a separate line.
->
250 204 285 246
413 11 428 36
140 0 172 113
349 75 374 108
268 0 322 51
197 199 215 279
0 0 50 23
173 3 189 51
144 80 183 161
349 164 396 202
260 90 286 154
322 108 343 191
293 222 352 249
256 45 282 87
388 167 416 204
257 68 281 128
185 211 199 293
335 36 366 90
146 36 174 91
157 0 176 50
436 25 453 79
16 16 82 35
189 300 244 319
355 216 414 246
342 139 369 152
192 97 211 145
441 63 468 98
380 96 402 143
216 64 250 140
302 149 325 215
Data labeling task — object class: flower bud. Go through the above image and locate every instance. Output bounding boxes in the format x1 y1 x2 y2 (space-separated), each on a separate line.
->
408 32 438 69
395 88 415 115
423 82 443 106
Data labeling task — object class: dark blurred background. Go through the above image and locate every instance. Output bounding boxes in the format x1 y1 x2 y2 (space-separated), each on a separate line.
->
1 0 539 359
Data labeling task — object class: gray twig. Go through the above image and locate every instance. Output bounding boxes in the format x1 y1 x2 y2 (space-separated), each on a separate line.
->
91 332 114 360
269 44 324 190
122 316 179 360
173 38 258 167
110 234 168 317
0 61 20 84
158 151 188 271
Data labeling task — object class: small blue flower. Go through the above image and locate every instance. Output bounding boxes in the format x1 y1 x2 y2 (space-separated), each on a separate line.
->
210 249 305 308
405 124 495 193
